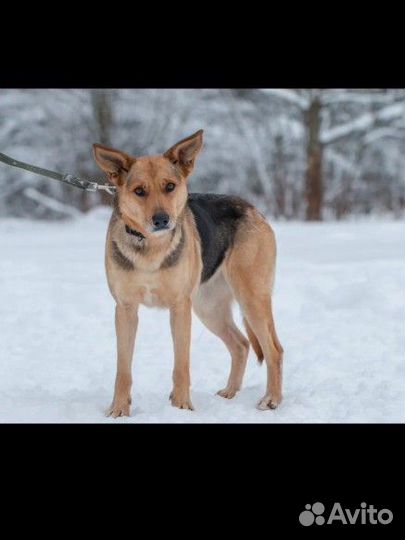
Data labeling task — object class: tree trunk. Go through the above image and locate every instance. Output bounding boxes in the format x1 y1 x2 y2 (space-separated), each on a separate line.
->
90 90 115 207
304 97 323 220
273 134 286 218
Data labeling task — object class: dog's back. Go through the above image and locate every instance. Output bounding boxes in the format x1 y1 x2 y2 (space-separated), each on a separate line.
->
187 193 253 283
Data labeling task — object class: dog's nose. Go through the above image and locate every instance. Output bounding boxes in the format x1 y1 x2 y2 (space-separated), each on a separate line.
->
152 212 170 230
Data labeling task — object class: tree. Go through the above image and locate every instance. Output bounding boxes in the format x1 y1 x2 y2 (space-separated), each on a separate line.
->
304 93 322 220
262 89 405 220
89 89 116 207
0 89 403 220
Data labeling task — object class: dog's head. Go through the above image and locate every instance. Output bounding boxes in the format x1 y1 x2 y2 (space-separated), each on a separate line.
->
93 130 203 236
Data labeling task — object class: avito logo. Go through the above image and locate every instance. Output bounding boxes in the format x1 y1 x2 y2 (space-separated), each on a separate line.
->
299 502 393 526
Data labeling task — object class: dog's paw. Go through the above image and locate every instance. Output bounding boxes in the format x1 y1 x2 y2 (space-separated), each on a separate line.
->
169 389 194 410
257 394 281 411
106 397 131 418
216 386 238 399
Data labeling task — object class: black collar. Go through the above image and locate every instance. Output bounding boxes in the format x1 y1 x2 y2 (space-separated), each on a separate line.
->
125 224 145 241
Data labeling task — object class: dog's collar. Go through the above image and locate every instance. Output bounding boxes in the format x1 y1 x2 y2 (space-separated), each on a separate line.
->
125 224 145 241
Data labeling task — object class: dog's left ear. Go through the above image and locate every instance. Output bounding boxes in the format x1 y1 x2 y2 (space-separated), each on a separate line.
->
164 129 203 176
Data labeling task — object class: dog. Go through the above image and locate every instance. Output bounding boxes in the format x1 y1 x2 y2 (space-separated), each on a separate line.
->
93 129 283 417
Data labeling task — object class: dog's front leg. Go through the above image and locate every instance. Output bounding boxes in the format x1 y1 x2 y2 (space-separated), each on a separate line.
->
169 297 194 410
107 303 139 418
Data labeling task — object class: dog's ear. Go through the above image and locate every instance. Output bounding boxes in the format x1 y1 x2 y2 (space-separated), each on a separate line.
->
163 129 203 176
93 144 134 186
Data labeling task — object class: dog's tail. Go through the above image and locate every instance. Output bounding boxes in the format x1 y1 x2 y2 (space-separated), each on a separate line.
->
243 317 264 363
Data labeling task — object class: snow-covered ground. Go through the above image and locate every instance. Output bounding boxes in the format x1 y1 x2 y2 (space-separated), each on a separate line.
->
0 209 404 423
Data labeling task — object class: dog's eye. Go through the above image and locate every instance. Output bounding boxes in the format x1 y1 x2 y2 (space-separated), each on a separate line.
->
165 182 176 193
134 187 146 197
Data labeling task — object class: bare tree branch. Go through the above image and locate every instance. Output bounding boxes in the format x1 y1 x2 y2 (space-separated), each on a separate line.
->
24 188 82 218
321 90 395 105
363 127 405 145
260 89 309 110
221 89 272 198
321 103 405 145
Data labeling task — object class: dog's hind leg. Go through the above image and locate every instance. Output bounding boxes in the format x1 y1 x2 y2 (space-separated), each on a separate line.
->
241 296 283 409
192 271 249 398
224 216 283 409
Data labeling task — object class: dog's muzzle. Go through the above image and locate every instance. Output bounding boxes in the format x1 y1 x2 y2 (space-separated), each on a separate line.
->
151 212 171 232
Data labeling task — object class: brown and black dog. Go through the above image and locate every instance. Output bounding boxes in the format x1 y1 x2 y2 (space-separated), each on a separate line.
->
93 130 283 417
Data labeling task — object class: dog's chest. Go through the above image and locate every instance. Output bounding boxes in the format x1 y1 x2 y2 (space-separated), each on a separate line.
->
107 219 198 308
138 277 161 307
116 269 165 308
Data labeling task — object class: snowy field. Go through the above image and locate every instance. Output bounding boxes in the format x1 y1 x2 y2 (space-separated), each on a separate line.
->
0 209 404 423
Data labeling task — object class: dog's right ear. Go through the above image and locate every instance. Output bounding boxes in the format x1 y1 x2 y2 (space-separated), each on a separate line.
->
163 129 203 177
93 144 134 186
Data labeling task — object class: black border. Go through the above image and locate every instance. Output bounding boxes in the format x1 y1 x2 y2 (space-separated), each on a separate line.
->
0 1 403 87
1 424 404 538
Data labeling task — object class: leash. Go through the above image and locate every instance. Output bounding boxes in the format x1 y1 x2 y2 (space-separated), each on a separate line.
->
0 151 116 195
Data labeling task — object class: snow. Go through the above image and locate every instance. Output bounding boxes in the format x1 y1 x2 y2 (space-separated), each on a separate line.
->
321 90 395 105
0 209 404 423
260 89 309 110
24 187 81 218
321 102 405 144
363 127 404 146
